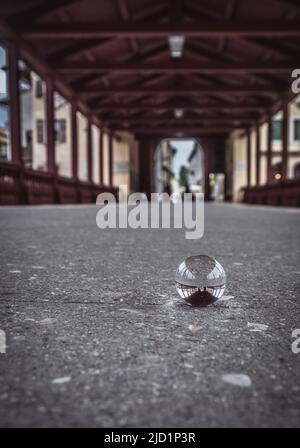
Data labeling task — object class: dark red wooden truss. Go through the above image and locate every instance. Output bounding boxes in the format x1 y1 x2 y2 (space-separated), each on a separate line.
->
0 0 300 204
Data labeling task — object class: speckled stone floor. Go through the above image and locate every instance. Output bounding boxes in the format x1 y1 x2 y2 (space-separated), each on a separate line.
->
0 203 299 427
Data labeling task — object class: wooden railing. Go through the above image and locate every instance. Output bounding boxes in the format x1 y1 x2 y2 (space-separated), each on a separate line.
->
0 161 118 205
243 180 300 207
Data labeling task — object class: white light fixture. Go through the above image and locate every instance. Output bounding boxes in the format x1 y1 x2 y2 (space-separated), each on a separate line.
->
168 35 185 58
174 108 184 118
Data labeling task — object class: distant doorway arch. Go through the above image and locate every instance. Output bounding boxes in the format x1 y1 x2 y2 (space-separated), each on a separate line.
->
154 138 204 196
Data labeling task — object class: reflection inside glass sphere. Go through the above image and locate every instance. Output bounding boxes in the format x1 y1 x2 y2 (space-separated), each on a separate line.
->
175 255 226 306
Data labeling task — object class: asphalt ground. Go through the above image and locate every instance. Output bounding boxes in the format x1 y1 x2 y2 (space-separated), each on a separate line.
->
0 203 299 427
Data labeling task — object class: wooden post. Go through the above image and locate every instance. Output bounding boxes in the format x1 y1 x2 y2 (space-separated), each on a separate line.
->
282 101 289 181
99 130 103 184
46 77 55 173
204 147 210 201
138 135 155 199
267 115 273 184
8 41 21 165
87 120 93 184
246 128 251 187
108 132 113 186
255 124 260 185
71 107 78 181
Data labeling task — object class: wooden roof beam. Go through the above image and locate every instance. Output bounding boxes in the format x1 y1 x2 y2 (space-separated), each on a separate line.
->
116 0 139 54
21 21 300 39
111 126 233 134
8 0 79 26
55 61 294 74
272 0 300 12
79 85 283 97
186 1 300 60
94 103 266 112
103 117 256 124
46 3 168 61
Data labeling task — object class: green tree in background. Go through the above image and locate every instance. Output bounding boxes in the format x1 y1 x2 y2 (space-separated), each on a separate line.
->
179 165 191 193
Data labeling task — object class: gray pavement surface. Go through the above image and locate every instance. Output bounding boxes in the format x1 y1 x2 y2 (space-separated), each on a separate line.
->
0 203 300 427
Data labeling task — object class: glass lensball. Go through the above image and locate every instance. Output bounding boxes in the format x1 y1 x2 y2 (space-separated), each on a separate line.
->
175 255 226 306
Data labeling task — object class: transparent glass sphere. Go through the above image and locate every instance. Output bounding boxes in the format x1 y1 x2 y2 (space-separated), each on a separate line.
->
175 255 226 306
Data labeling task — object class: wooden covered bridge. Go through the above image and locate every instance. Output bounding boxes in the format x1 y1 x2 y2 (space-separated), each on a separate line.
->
0 0 300 205
1 0 300 429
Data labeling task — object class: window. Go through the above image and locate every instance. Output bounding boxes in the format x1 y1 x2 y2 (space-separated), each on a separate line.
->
54 91 72 177
18 60 47 169
0 43 11 161
35 79 44 98
92 124 100 184
77 111 88 181
54 119 66 143
36 119 44 144
272 119 282 141
294 119 300 141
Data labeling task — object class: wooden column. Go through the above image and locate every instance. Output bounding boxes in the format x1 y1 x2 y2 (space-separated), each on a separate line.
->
246 128 251 187
255 124 260 185
204 147 211 201
8 41 21 164
138 136 155 198
282 101 289 181
108 132 113 186
71 107 78 181
99 130 103 184
267 115 273 184
46 77 55 173
87 120 93 183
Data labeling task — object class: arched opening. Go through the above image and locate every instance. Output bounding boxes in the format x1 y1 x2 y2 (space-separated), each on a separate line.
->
154 138 204 197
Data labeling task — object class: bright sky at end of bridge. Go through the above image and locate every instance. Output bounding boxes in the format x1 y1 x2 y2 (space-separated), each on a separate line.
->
170 139 198 178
